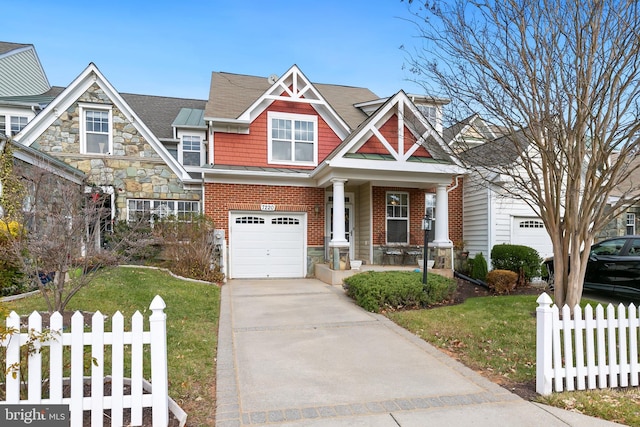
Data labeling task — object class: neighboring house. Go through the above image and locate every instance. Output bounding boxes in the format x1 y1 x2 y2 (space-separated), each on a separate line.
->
0 137 86 221
0 42 63 138
446 115 554 263
598 153 640 240
14 63 204 246
201 65 465 279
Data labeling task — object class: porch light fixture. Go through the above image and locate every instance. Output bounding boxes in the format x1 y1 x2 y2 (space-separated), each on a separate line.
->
422 212 432 285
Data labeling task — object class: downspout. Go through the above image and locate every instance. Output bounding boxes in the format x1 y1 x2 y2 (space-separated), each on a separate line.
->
446 175 464 194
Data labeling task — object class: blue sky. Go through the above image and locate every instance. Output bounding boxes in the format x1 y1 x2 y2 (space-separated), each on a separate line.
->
5 1 427 100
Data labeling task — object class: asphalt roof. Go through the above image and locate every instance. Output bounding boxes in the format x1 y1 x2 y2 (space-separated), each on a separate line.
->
121 93 207 140
0 42 31 56
205 71 379 131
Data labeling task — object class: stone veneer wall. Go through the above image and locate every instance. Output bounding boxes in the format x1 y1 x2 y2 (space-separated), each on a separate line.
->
33 83 200 221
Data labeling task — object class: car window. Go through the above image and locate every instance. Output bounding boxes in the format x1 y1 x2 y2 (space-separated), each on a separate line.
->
625 239 640 256
591 238 627 256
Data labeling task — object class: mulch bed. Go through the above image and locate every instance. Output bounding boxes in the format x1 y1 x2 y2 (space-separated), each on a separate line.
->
428 277 545 401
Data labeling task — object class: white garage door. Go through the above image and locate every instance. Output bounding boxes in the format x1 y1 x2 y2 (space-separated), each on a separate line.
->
230 212 306 279
511 217 553 259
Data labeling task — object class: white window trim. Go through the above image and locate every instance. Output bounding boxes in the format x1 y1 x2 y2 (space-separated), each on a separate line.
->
627 213 636 235
267 111 318 166
126 199 201 224
386 191 410 245
10 116 28 136
180 135 202 166
79 103 113 155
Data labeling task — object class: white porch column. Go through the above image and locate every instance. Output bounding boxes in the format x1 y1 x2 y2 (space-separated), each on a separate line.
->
329 178 349 246
433 183 452 247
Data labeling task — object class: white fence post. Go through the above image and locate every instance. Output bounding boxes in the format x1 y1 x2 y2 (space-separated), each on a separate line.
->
5 312 21 403
149 295 169 426
1 297 170 426
536 293 554 395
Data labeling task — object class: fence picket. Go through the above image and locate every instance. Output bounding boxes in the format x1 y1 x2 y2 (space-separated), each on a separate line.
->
596 304 607 388
5 312 21 403
618 304 629 387
584 304 597 389
552 305 563 392
70 311 84 427
49 312 63 402
606 304 619 388
27 311 42 402
131 311 144 425
537 294 640 395
573 305 586 390
91 311 105 426
111 311 124 427
631 304 640 387
561 305 575 390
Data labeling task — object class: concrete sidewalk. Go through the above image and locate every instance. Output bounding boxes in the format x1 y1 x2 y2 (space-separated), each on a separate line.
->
215 279 623 426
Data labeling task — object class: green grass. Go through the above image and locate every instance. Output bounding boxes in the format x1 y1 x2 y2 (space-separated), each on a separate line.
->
3 266 220 426
388 294 640 426
388 294 537 382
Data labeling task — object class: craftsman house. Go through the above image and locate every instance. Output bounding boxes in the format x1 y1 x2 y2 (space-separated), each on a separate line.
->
201 65 465 279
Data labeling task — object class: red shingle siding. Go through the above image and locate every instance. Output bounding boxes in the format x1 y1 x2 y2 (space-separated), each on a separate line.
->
213 100 342 168
204 183 325 245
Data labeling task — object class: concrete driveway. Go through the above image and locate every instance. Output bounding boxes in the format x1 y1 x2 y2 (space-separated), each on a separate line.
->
215 278 622 426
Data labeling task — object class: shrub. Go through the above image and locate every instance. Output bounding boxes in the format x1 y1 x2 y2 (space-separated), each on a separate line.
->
343 271 456 313
470 252 488 281
491 244 542 284
486 269 518 294
158 215 224 283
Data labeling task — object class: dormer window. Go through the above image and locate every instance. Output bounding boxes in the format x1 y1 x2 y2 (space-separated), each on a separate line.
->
268 112 317 166
80 104 112 155
181 135 201 166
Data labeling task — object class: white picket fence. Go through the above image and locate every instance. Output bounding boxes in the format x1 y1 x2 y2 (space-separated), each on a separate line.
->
1 295 169 426
536 292 640 395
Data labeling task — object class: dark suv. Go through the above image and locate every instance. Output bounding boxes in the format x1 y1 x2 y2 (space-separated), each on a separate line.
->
543 236 640 299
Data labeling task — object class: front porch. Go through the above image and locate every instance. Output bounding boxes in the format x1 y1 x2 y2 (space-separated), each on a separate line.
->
315 261 454 286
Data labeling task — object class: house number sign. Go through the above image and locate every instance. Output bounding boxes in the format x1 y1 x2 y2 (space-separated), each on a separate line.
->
261 204 276 211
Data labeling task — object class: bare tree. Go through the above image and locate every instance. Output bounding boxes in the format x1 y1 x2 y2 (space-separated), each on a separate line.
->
403 0 640 307
0 142 157 312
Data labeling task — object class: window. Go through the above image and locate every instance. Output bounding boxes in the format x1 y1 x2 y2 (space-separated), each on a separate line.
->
386 192 408 244
10 116 27 136
268 112 317 165
81 106 111 154
127 199 200 224
627 213 636 235
0 115 5 136
181 136 201 166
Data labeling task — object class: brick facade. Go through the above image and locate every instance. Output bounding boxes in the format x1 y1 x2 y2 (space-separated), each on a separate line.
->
204 183 325 245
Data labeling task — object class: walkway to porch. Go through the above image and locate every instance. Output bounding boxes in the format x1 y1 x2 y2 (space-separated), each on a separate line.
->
314 262 453 286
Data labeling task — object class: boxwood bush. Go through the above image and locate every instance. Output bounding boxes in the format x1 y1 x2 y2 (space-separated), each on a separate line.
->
491 244 541 283
343 270 457 313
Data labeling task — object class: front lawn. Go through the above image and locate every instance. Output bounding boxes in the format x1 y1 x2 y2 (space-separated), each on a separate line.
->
2 266 220 426
388 292 640 426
